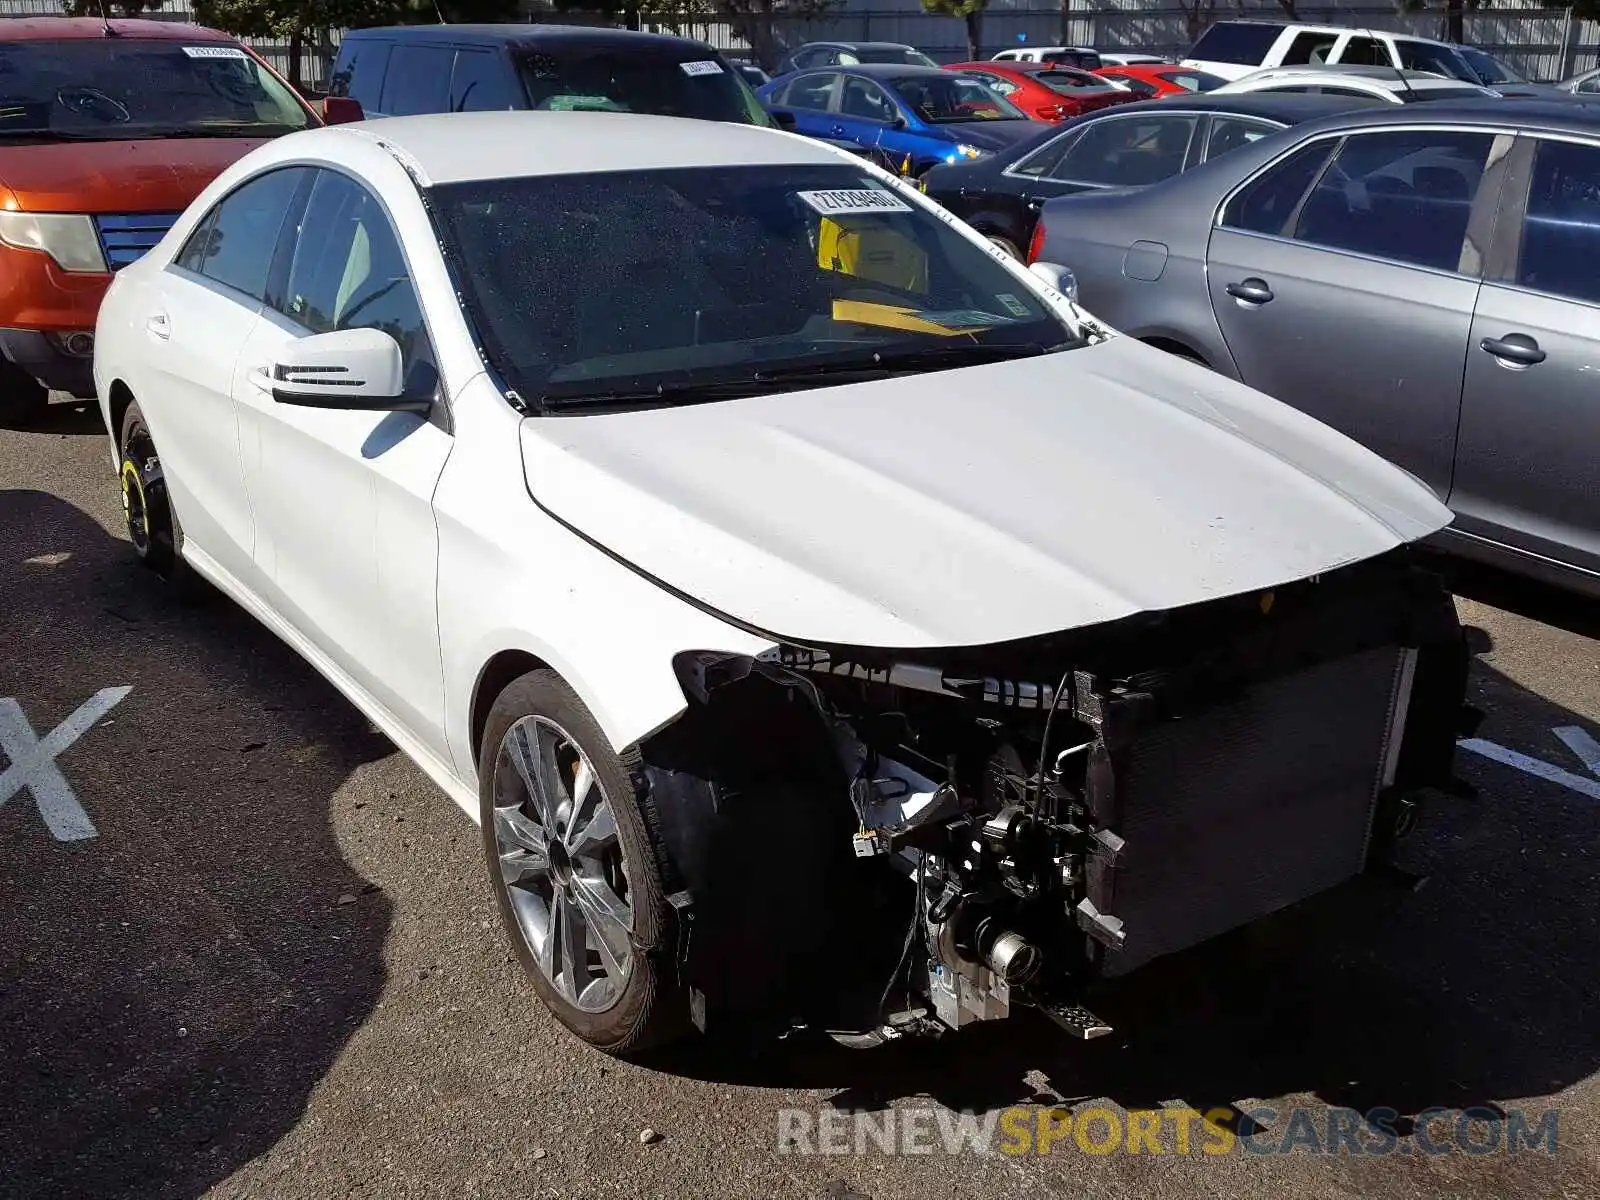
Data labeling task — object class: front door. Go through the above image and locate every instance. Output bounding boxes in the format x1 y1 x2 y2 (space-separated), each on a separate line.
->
1206 127 1509 499
1452 134 1600 580
143 165 309 587
232 167 454 755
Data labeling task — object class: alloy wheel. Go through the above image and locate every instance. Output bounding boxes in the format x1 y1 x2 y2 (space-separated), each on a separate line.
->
491 715 636 1013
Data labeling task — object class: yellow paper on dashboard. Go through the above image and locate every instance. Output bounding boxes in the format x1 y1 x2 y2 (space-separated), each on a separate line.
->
817 217 928 294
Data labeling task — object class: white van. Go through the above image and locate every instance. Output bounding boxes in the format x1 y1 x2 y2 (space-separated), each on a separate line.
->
1182 20 1480 83
992 45 1102 70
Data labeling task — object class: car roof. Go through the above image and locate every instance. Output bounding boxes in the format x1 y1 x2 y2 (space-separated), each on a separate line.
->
1249 64 1461 82
309 111 846 185
341 23 713 53
828 63 952 80
1129 92 1383 121
953 60 1099 76
799 41 920 51
1308 96 1600 133
0 17 236 42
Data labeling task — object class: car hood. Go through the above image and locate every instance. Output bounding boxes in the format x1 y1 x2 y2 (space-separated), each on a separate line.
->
942 120 1043 152
519 337 1451 649
0 137 272 212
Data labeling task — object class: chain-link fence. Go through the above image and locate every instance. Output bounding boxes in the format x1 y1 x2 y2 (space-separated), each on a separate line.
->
4 0 1598 90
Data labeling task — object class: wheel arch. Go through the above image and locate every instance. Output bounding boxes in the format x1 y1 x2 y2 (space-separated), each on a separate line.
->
469 648 553 765
1138 335 1212 367
107 379 137 446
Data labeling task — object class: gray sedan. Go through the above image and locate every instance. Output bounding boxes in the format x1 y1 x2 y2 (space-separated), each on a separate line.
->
1032 99 1600 597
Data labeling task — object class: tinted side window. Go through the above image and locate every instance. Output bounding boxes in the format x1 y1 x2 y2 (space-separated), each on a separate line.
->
1188 21 1283 65
1292 130 1494 272
1280 31 1339 65
279 171 435 390
1011 127 1082 178
782 72 836 111
1339 36 1387 67
1205 116 1278 162
380 44 452 116
329 39 390 108
451 49 513 112
1517 139 1600 305
1111 74 1159 98
1054 115 1199 187
839 77 896 120
1222 140 1335 235
179 167 306 302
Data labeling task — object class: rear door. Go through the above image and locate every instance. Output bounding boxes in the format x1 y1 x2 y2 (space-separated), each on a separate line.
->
1205 127 1510 499
1451 134 1600 580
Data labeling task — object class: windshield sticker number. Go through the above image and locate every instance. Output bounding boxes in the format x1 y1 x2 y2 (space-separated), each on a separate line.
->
995 293 1031 318
798 189 914 216
680 60 725 77
182 45 248 60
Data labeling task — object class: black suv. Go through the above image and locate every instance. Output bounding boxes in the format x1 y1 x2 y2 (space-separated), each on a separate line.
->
327 24 772 125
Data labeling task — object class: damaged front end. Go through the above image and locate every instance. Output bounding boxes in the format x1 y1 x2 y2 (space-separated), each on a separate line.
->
630 550 1475 1044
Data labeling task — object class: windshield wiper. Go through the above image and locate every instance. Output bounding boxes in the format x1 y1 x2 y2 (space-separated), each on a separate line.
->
537 343 1071 411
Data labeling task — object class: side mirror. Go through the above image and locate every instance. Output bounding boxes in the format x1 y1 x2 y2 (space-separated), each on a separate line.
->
1029 260 1079 303
321 95 365 125
270 328 426 412
890 114 908 129
770 109 798 131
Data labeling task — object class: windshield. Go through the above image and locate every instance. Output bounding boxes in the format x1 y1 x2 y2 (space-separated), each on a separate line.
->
1400 85 1491 102
1395 41 1480 83
0 38 309 141
429 164 1082 409
1460 47 1523 84
847 47 938 67
889 74 1029 122
516 48 771 125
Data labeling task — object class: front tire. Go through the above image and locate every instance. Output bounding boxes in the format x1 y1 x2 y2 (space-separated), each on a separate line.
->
984 233 1022 260
478 669 683 1057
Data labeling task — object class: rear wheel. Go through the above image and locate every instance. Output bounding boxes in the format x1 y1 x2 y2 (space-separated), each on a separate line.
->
119 400 202 599
984 234 1022 260
0 358 48 427
479 669 684 1057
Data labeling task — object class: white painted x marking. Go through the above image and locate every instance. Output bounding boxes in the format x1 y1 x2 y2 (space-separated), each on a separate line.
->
0 687 131 842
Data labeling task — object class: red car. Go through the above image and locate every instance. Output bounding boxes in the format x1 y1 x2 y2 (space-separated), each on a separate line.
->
1096 63 1228 98
945 61 1138 122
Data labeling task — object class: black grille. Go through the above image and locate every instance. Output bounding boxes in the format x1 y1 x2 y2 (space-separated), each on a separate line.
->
93 213 180 271
1099 645 1407 976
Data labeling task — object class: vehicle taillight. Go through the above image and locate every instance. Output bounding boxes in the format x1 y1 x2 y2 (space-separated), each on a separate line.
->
1036 104 1067 120
1027 219 1047 265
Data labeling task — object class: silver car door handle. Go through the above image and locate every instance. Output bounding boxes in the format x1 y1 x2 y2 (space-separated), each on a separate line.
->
1479 333 1546 368
246 366 273 393
1225 279 1274 305
146 311 170 339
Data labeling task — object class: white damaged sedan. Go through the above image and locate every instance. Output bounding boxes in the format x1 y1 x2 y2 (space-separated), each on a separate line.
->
94 111 1472 1056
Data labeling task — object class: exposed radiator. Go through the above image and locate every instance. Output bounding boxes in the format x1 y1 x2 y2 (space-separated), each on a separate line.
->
1098 644 1412 976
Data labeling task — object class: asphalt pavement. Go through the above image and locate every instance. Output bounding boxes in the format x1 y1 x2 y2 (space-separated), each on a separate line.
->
2 396 1596 1200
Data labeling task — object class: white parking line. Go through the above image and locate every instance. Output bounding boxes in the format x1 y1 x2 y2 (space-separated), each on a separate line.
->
0 687 132 841
1458 729 1600 802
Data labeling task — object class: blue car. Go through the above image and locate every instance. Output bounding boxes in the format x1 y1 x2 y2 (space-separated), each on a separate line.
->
758 64 1047 176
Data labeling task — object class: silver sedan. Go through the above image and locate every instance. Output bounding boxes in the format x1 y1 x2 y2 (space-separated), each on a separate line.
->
1031 99 1600 597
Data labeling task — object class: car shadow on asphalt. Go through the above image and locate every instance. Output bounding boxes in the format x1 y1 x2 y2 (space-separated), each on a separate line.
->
653 636 1599 1149
0 489 394 1199
25 396 108 438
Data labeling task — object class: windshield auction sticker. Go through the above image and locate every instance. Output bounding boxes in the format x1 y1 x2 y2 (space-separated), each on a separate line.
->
182 45 248 59
798 189 914 216
680 59 725 76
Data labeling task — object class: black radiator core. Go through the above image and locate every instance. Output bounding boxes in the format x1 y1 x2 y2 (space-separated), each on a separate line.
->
1097 645 1408 976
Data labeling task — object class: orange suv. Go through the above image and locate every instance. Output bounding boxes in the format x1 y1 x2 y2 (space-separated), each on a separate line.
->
0 18 323 424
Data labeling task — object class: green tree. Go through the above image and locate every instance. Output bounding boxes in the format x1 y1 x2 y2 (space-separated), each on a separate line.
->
61 0 167 15
921 0 984 61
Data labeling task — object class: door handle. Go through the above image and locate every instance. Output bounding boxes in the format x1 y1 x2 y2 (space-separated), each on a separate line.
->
246 366 274 394
1479 333 1546 368
145 311 170 339
1225 279 1274 306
